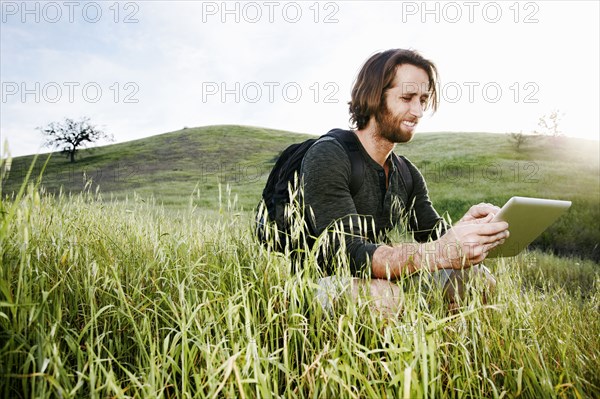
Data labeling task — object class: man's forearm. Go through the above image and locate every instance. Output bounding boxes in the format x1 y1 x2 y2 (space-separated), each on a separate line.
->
371 243 434 279
371 218 510 279
371 241 457 279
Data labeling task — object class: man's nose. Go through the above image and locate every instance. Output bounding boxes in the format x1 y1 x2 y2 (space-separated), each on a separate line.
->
410 98 423 118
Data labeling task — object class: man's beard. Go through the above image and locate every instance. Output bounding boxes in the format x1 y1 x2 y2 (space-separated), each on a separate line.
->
374 103 414 143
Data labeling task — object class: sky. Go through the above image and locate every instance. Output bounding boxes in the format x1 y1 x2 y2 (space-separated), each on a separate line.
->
1 0 599 157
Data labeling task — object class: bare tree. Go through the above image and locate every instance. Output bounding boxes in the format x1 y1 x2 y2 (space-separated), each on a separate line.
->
39 117 113 163
535 109 564 139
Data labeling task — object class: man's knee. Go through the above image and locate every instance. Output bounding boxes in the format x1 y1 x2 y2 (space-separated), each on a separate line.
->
346 278 403 316
443 265 496 303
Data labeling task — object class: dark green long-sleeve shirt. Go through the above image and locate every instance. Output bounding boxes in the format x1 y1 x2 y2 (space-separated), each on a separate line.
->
300 130 447 276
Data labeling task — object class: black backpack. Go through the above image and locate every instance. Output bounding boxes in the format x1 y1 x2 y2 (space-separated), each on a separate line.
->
255 128 414 252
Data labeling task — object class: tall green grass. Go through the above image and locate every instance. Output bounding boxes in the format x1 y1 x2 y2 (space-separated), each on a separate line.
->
1 170 599 397
4 128 599 262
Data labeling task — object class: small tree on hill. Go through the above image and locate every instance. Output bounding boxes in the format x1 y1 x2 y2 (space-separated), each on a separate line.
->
39 117 113 163
507 130 530 151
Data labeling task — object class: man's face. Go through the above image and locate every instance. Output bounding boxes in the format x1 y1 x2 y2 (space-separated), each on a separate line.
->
375 63 430 143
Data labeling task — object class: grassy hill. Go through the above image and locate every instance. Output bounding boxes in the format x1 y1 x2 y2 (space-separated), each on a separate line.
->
2 125 599 260
2 125 315 208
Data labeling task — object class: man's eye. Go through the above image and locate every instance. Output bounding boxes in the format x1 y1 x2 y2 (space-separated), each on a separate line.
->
401 97 411 102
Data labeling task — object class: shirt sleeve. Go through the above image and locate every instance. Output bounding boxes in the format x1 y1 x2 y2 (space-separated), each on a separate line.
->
300 138 380 276
404 158 448 242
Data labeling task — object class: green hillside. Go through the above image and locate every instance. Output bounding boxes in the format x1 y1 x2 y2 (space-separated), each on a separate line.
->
2 125 599 260
2 125 315 208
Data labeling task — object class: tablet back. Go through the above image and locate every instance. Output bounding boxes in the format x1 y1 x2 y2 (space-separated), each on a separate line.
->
486 196 572 258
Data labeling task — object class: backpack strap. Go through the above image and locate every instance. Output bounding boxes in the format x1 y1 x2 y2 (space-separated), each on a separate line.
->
317 129 414 203
324 129 365 196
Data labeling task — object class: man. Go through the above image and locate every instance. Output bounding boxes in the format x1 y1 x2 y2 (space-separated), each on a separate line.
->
300 49 509 313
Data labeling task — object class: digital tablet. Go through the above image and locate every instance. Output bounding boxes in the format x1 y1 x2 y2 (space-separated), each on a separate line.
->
486 196 572 258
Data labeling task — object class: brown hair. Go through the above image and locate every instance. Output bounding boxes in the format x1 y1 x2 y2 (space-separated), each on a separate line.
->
348 49 439 130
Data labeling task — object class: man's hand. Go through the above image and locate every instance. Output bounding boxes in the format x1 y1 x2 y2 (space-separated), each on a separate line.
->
432 215 509 270
457 202 501 224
